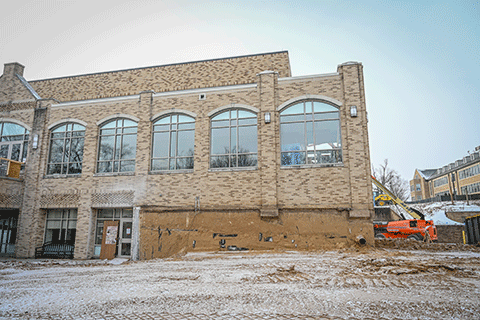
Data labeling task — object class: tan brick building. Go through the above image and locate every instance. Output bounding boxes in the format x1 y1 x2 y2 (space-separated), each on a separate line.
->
411 146 480 201
0 51 374 260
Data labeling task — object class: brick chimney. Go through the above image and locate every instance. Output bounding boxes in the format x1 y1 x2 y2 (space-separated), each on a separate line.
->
3 62 25 77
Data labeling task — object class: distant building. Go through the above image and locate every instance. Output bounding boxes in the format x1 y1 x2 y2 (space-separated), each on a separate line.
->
0 51 374 259
411 146 480 200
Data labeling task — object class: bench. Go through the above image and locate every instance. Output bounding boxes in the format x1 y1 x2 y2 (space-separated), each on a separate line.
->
35 242 75 259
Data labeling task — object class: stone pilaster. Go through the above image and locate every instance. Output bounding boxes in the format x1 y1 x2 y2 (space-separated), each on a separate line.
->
338 62 373 219
15 100 50 257
257 71 279 217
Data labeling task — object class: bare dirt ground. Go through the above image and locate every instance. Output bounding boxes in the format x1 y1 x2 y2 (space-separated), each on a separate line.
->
1 240 479 320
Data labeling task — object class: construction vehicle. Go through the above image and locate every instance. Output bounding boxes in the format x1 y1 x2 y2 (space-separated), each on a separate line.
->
371 175 437 241
373 191 393 206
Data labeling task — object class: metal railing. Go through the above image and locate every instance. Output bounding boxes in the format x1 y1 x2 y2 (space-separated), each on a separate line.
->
0 158 23 179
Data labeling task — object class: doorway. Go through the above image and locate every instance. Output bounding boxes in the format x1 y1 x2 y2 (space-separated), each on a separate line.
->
95 208 133 258
0 210 18 256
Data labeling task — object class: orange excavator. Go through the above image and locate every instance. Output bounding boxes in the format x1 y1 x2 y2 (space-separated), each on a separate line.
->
371 175 437 241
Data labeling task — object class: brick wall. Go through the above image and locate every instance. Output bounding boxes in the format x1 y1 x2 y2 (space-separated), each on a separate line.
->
29 52 291 102
1 53 374 259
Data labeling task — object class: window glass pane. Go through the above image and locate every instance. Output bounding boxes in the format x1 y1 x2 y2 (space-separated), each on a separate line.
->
123 119 137 127
120 160 135 172
102 120 116 129
177 157 194 169
121 243 131 256
238 118 257 126
169 159 176 170
280 122 305 151
169 132 177 157
154 117 170 125
47 209 63 219
314 112 339 120
210 155 229 168
281 103 304 115
72 131 85 137
99 136 114 160
313 102 338 112
2 123 26 136
230 127 237 153
53 125 67 133
211 127 230 155
63 139 70 163
101 129 115 135
122 209 133 218
152 159 168 171
238 126 257 153
123 127 137 134
152 132 169 158
178 123 195 130
238 110 255 118
177 130 194 157
97 161 112 173
72 124 85 131
115 136 122 160
49 139 64 163
305 101 313 113
211 120 229 127
229 154 237 167
68 163 82 174
281 151 306 166
306 122 314 146
316 149 342 164
98 209 113 218
154 124 169 132
238 154 257 167
70 138 84 163
121 134 137 160
212 111 229 121
47 164 61 175
178 115 194 123
314 120 341 147
281 114 305 123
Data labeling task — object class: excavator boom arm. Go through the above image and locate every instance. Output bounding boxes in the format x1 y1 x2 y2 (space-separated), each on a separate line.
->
371 175 424 220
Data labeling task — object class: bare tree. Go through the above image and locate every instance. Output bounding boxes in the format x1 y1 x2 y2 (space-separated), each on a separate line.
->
372 159 410 201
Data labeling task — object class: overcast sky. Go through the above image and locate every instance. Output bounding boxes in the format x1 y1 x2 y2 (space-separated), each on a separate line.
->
1 0 479 182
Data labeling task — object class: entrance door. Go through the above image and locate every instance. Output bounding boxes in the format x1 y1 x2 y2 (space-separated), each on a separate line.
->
118 220 132 257
0 210 18 256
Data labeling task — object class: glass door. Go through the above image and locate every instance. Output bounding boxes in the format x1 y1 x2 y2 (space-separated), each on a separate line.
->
118 220 132 257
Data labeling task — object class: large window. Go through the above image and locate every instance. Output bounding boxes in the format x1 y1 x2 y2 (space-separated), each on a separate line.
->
151 114 195 171
0 122 29 162
280 100 342 166
47 123 85 175
97 118 137 173
210 109 257 168
44 209 77 245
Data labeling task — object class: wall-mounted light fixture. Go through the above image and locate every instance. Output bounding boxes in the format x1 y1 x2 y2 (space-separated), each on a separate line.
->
350 106 358 117
265 112 271 124
32 134 39 149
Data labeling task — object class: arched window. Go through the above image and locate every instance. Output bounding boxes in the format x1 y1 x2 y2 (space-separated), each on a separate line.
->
97 118 137 173
151 114 195 171
280 100 342 166
210 109 257 168
47 122 85 175
0 122 29 162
